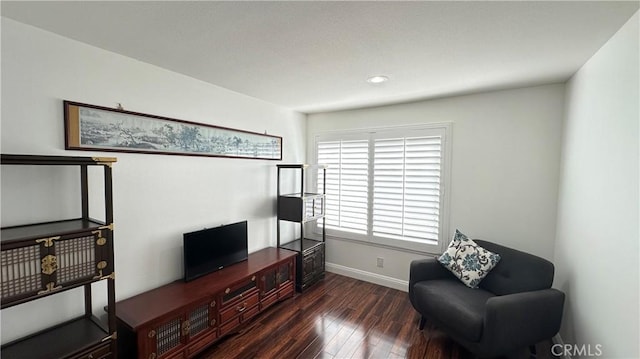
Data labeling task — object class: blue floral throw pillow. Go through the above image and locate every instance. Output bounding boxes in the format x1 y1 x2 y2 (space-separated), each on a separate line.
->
438 230 501 288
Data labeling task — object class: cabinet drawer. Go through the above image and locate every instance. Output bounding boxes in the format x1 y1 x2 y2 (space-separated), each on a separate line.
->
261 292 278 310
278 282 294 299
220 302 258 330
165 351 185 359
71 343 111 359
242 303 260 321
219 316 241 336
186 330 218 358
220 292 259 323
221 277 257 305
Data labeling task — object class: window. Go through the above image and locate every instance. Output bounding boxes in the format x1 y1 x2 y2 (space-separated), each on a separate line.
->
314 124 451 253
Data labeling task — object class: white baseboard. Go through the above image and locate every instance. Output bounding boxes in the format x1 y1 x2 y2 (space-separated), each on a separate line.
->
552 333 571 359
325 262 409 292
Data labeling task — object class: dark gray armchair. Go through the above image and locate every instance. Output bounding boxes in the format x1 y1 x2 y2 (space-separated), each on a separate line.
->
409 240 565 358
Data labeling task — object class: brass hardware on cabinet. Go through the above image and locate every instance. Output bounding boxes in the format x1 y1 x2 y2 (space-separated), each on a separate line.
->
92 157 117 167
35 236 59 247
236 302 247 312
210 300 216 307
148 330 156 338
101 331 117 341
99 272 115 281
93 262 109 279
148 353 156 359
210 319 216 327
37 282 61 295
41 255 58 275
99 223 114 231
93 230 107 246
251 276 256 281
225 288 230 294
182 320 190 336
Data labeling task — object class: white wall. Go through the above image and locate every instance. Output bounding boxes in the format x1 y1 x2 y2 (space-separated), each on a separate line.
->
554 12 639 359
307 84 565 288
0 18 306 343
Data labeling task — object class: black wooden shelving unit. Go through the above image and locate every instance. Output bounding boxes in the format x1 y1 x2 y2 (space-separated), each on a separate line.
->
276 164 326 292
1 154 117 359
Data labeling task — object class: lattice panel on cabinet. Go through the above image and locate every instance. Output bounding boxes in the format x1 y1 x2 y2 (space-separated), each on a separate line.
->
56 235 96 284
1 245 43 301
156 318 182 356
279 264 290 283
264 272 276 293
189 304 210 336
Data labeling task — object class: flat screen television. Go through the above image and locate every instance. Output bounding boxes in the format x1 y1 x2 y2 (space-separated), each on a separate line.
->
183 220 248 282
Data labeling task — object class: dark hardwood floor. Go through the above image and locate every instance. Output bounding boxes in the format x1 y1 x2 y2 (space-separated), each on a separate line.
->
197 272 556 359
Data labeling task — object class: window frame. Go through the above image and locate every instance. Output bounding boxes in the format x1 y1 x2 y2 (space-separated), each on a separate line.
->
311 123 452 254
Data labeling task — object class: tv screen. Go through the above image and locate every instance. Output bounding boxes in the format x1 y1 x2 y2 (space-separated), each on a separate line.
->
183 220 248 282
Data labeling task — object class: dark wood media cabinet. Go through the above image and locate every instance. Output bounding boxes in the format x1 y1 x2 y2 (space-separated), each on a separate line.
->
115 247 297 359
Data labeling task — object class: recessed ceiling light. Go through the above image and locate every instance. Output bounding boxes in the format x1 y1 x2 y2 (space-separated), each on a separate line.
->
367 75 389 84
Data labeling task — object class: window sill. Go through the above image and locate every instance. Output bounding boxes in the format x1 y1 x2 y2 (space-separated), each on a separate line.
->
313 232 443 256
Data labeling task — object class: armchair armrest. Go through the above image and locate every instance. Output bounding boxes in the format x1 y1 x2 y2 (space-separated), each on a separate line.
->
482 289 565 356
408 257 455 306
409 257 454 285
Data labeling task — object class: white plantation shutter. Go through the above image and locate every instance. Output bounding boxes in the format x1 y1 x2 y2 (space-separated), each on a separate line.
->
314 124 450 252
317 140 369 235
373 136 442 244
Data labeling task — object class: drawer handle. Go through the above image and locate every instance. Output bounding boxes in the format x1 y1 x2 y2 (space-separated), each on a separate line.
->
210 319 216 326
236 302 247 312
88 355 94 359
210 300 216 307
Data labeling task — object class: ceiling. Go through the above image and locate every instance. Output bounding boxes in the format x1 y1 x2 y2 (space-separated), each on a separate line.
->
2 1 639 113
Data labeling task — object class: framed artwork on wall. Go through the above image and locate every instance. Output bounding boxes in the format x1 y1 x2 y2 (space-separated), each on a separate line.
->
63 101 282 160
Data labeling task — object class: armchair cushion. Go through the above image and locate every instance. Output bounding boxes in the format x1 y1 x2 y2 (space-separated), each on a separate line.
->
413 279 494 341
438 230 501 288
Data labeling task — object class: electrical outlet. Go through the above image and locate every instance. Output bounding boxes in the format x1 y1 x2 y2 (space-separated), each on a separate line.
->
376 257 384 268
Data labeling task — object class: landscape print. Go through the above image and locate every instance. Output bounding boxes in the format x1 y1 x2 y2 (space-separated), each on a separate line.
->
75 106 282 159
